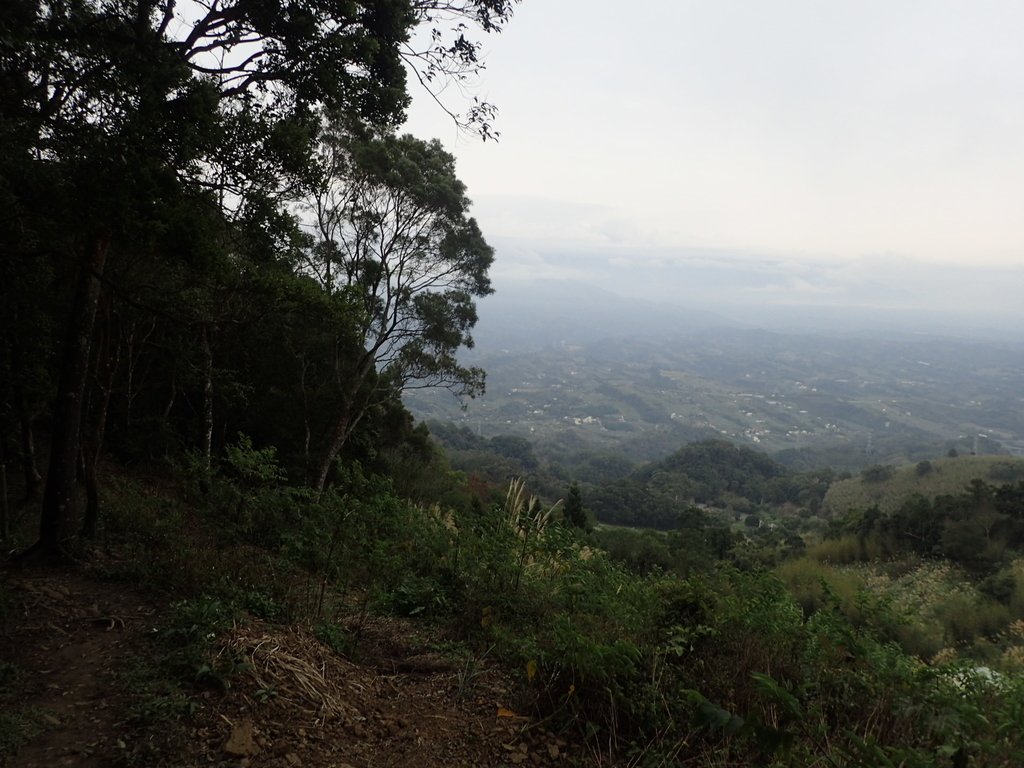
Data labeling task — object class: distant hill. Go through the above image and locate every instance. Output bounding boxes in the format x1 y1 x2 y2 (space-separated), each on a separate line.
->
822 455 1024 515
636 439 787 503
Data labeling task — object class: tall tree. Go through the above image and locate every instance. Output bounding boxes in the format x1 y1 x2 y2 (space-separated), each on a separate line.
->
8 1 408 555
305 131 492 492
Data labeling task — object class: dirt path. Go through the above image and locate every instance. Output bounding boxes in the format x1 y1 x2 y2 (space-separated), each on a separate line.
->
182 616 574 767
1 567 157 767
1 568 579 768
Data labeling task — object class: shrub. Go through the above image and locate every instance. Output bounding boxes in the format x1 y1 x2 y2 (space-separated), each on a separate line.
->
861 464 894 483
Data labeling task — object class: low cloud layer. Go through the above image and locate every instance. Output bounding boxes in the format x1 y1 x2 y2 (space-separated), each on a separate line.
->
480 235 1024 336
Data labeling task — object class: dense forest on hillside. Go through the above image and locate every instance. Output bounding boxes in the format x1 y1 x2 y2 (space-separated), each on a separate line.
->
0 0 511 554
4 3 1024 767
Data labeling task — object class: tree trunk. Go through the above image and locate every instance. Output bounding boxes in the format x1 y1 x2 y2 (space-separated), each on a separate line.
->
311 377 378 495
313 408 352 495
200 324 214 472
124 317 155 426
38 234 110 555
7 337 42 500
81 301 119 539
16 391 42 501
0 431 10 541
299 355 312 480
313 348 372 494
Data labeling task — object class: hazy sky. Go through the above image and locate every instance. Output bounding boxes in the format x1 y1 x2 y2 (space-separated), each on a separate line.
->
404 1 1024 319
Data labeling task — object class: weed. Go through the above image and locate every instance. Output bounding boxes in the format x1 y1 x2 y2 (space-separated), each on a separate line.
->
314 620 356 657
0 707 44 759
455 655 483 700
254 685 278 704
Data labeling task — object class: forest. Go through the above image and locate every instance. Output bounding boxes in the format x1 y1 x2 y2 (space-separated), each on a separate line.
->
3 2 1024 766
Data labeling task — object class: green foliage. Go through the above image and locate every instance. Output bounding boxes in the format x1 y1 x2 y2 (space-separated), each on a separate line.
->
587 439 830 529
38 441 1024 766
223 434 287 485
562 482 589 530
489 435 539 469
807 533 886 564
4 0 519 554
824 454 1024 515
861 463 895 483
313 621 356 657
301 129 495 490
593 526 676 575
989 461 1024 482
158 596 238 680
777 556 863 616
820 479 1024 581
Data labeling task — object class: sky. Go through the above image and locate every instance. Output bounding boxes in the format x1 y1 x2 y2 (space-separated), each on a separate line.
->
404 1 1024 325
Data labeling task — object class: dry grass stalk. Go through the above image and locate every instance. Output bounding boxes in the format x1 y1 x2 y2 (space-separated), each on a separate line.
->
225 625 361 723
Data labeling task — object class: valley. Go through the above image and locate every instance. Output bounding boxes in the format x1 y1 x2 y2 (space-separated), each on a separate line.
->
408 325 1024 469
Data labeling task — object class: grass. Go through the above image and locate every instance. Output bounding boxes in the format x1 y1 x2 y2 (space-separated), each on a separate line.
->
0 708 45 758
0 662 44 759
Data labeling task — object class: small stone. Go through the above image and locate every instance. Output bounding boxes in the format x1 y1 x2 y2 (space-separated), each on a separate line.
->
285 752 302 766
223 722 260 757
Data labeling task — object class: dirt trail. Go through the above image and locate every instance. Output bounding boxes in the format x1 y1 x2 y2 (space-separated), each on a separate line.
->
1 568 579 767
1 567 156 767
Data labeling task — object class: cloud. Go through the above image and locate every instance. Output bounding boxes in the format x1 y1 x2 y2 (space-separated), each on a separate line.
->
487 240 592 283
481 237 1024 328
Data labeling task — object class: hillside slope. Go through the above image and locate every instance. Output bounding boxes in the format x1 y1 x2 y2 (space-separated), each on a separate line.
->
822 455 1024 515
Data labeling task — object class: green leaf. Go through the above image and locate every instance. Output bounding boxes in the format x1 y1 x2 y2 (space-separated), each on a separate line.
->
751 672 802 720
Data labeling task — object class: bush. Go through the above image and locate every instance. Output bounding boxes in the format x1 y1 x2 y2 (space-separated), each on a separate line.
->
935 595 1011 645
776 557 863 618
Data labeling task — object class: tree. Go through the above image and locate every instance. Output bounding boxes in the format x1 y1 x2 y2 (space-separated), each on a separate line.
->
304 131 493 491
563 481 588 530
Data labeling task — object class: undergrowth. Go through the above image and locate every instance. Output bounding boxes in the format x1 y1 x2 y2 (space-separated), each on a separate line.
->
65 439 1024 766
